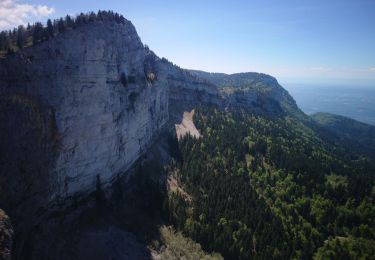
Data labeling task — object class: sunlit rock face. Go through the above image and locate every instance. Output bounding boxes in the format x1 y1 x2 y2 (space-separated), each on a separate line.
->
0 20 168 205
0 18 223 213
0 17 297 216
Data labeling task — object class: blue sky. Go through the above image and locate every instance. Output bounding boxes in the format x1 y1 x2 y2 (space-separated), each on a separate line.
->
1 0 375 86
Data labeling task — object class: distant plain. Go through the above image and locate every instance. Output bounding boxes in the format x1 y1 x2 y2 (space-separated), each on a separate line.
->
284 84 375 125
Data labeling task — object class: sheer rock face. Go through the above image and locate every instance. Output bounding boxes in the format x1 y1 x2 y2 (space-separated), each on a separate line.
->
0 209 13 260
0 20 169 208
144 51 223 123
0 18 296 220
0 20 221 216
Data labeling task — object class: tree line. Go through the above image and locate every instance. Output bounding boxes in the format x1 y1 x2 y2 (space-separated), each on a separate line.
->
0 10 127 55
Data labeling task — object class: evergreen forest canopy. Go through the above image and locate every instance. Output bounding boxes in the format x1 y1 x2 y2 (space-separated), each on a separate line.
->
165 107 375 259
0 10 127 56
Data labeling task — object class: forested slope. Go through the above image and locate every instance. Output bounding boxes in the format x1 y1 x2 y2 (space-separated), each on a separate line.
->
165 107 375 259
312 112 375 159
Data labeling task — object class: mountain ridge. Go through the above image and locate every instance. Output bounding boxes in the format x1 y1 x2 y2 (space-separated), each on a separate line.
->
0 12 300 213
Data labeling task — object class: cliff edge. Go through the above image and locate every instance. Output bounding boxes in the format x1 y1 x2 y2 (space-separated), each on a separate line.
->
0 12 299 227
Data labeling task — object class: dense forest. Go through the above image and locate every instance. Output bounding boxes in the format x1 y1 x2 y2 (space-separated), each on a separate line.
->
0 10 127 57
165 107 375 259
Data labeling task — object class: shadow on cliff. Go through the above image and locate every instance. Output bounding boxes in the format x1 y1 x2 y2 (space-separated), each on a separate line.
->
11 131 178 260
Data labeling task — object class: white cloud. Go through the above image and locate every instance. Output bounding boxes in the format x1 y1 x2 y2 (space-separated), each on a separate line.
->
370 67 375 72
0 0 55 30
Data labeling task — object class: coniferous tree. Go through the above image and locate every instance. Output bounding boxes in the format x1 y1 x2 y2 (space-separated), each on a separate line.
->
98 10 103 20
0 11 130 54
46 19 54 38
16 25 26 49
57 18 65 33
88 12 96 22
32 22 43 44
65 15 74 28
0 31 8 51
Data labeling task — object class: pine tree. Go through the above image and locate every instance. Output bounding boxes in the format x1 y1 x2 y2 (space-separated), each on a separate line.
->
0 31 8 51
46 19 54 38
16 25 26 49
65 15 74 28
57 18 65 33
32 22 43 45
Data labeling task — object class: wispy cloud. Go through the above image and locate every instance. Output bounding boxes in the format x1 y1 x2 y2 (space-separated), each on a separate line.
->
0 0 55 30
369 67 375 72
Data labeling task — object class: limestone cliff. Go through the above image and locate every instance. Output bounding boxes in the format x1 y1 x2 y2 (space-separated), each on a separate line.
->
0 16 299 224
0 17 226 231
189 70 301 116
0 20 168 209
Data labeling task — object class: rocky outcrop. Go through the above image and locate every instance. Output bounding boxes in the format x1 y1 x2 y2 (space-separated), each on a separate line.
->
189 70 301 116
0 209 13 260
175 109 201 140
145 52 223 123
